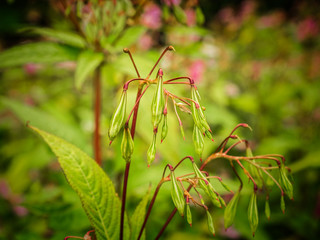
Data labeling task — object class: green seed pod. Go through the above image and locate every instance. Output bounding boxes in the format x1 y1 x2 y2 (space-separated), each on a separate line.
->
186 203 192 227
206 210 215 236
248 192 259 237
108 90 127 142
265 198 271 220
161 114 168 143
193 125 204 159
192 163 221 208
170 171 185 216
246 147 263 189
147 133 157 167
179 125 185 140
151 69 164 128
220 180 232 193
218 194 226 207
280 195 285 214
121 126 134 162
279 165 293 200
224 191 240 230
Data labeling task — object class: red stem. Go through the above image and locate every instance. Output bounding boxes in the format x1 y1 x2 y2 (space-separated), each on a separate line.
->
94 66 102 166
120 83 145 240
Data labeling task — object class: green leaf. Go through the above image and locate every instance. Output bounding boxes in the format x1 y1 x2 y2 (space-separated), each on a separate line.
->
21 27 86 48
75 50 104 89
115 26 146 49
0 42 80 68
29 126 130 240
130 191 150 240
0 97 90 154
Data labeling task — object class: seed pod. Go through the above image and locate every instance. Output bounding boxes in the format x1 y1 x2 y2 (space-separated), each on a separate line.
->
248 192 259 237
186 203 192 227
220 180 232 193
279 165 293 200
218 194 226 207
161 114 168 143
147 133 157 167
170 170 185 216
108 90 127 142
151 69 164 129
280 195 285 214
265 198 271 220
192 163 221 208
193 125 204 159
224 191 240 230
246 147 263 189
121 126 134 162
179 125 185 140
206 210 215 236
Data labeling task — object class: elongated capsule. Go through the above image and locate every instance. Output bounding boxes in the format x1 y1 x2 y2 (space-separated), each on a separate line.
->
265 198 271 220
248 192 259 237
218 194 226 207
193 125 204 160
192 162 221 208
121 126 134 162
151 69 164 129
108 90 127 142
206 210 215 236
246 147 263 189
220 180 233 193
147 133 157 167
161 114 168 143
170 170 185 216
224 191 240 230
186 202 192 226
279 165 293 200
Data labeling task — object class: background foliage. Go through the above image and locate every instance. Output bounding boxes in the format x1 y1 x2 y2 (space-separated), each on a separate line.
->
0 0 319 239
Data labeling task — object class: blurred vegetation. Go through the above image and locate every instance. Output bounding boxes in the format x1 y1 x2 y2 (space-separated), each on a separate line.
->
0 0 319 239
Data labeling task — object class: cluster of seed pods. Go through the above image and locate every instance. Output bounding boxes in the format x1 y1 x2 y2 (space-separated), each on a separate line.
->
108 46 213 166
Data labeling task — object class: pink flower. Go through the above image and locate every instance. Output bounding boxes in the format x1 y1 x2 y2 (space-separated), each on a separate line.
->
188 60 205 83
185 9 196 27
163 0 181 7
297 18 319 41
140 3 162 30
258 11 285 28
138 33 153 51
23 63 41 75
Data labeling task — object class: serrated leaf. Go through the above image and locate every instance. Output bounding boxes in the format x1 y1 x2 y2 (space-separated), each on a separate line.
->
22 27 86 48
130 191 150 240
75 50 104 89
0 42 80 68
29 126 130 240
0 97 90 155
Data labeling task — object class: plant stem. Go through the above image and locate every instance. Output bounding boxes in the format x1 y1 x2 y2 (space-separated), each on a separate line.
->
137 180 165 240
93 66 102 166
155 208 177 240
120 83 145 240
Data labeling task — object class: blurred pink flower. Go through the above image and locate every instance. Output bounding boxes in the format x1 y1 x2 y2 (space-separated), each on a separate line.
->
258 11 285 28
23 63 41 75
138 33 153 51
163 0 181 6
297 18 319 41
188 60 205 83
185 9 196 27
218 7 235 24
0 180 10 199
140 3 162 30
13 206 28 217
240 0 256 20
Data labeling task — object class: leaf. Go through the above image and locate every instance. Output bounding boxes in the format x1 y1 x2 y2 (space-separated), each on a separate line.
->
130 191 150 240
21 27 86 48
0 97 90 155
75 50 104 89
0 42 80 68
115 26 146 49
29 126 130 240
